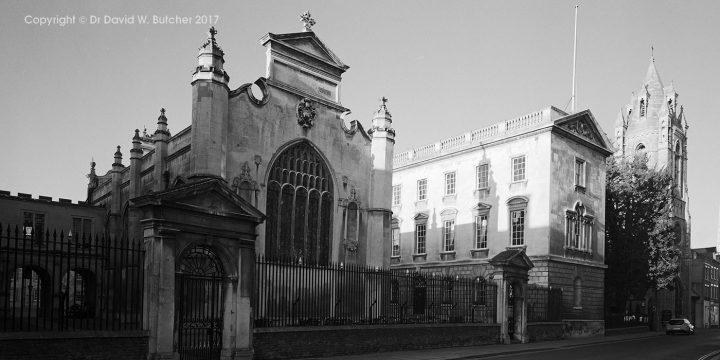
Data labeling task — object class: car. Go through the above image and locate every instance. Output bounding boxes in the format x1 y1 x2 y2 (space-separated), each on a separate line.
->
666 318 695 335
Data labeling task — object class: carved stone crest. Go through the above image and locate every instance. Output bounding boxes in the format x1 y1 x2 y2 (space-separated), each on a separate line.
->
296 98 317 129
567 120 593 141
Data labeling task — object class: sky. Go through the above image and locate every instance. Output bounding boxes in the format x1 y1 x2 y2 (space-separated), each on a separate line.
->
1 0 718 248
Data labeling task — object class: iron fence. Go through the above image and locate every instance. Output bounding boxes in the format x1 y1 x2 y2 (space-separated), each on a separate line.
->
526 284 563 322
0 224 144 331
254 256 497 327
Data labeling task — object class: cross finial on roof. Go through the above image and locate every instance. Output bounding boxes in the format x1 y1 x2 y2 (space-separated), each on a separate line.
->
381 96 388 107
651 45 654 62
300 11 315 32
209 27 217 39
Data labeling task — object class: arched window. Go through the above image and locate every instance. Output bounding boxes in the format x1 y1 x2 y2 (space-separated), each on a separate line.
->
9 267 44 316
639 98 646 117
62 269 96 318
574 277 582 308
674 142 682 191
265 141 333 265
635 143 646 157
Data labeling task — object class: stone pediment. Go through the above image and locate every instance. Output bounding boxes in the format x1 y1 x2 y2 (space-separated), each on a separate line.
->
262 32 348 72
132 178 265 221
489 249 534 270
554 110 614 155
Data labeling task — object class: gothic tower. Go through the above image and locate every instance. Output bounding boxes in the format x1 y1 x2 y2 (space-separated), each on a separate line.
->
613 56 691 318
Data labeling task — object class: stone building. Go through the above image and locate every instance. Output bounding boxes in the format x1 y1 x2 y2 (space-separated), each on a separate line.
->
613 57 691 322
391 106 614 341
0 190 106 240
83 17 394 358
87 24 393 269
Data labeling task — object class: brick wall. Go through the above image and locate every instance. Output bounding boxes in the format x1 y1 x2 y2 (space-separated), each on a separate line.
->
0 331 147 360
253 323 500 359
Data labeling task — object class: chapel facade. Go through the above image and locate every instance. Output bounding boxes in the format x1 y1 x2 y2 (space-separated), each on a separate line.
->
85 23 395 268
391 106 614 337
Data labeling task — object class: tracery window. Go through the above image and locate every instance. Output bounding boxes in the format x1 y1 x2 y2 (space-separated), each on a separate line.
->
639 98 646 117
265 141 333 265
565 202 593 252
674 142 682 191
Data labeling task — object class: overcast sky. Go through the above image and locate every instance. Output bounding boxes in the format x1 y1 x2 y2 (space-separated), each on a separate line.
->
1 0 718 248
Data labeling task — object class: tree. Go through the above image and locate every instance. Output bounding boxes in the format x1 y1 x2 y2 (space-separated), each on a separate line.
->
605 155 680 325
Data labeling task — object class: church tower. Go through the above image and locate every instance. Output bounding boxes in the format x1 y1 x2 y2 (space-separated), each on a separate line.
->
613 55 690 318
614 56 689 221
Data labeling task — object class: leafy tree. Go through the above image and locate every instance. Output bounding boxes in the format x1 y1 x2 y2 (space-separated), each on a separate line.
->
605 155 680 321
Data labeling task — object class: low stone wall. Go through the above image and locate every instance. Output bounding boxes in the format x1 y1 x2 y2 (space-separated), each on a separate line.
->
253 323 501 359
0 331 148 360
563 319 605 337
527 322 564 342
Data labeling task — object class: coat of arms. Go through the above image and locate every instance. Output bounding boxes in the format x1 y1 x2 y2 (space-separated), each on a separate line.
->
296 98 316 129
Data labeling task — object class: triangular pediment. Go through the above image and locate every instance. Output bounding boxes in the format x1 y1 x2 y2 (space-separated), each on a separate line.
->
263 32 348 71
283 37 336 63
490 249 534 270
554 110 614 155
132 178 265 220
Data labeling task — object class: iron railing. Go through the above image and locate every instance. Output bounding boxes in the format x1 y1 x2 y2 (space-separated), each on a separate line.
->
0 224 144 332
526 284 562 322
254 256 497 327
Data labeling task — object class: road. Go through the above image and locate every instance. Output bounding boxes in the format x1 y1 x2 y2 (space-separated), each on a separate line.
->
479 329 720 360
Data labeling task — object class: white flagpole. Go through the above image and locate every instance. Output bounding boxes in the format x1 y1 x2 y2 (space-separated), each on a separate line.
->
571 5 578 113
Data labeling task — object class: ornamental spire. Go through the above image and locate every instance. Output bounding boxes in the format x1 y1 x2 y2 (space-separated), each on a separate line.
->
300 11 315 32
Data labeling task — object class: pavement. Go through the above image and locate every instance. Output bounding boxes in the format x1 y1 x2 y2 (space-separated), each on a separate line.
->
306 331 667 360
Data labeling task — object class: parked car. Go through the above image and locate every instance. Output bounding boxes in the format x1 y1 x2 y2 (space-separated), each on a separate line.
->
666 318 694 335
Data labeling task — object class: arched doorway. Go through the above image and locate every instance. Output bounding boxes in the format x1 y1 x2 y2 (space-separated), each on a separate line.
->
265 141 334 265
175 246 225 360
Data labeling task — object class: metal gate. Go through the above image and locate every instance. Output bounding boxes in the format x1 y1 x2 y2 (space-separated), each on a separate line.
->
176 246 225 360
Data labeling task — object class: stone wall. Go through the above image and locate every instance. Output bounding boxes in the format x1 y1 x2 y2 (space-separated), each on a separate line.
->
527 322 564 342
253 323 500 359
562 319 605 337
543 259 605 320
0 331 147 360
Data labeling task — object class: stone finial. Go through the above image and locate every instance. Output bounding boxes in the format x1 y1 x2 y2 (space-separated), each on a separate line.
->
113 145 123 167
300 11 316 32
651 45 654 63
199 26 224 54
158 108 167 124
376 96 391 117
155 108 170 137
90 159 96 175
133 129 141 140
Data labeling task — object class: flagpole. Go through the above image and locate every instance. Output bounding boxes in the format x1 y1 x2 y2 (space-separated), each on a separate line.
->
571 5 578 113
